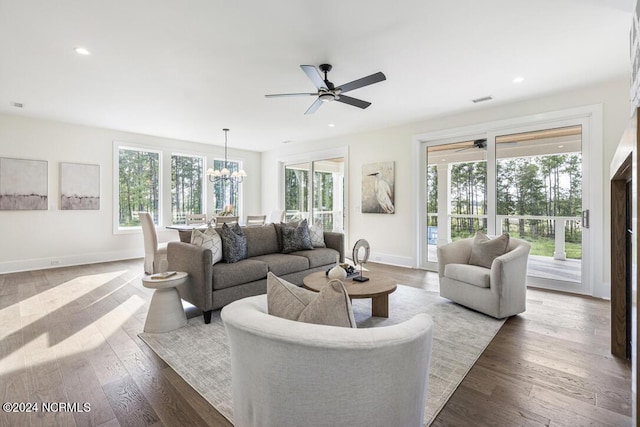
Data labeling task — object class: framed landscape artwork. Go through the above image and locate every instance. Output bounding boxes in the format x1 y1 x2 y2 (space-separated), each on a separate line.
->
361 161 395 214
0 157 48 210
60 162 100 210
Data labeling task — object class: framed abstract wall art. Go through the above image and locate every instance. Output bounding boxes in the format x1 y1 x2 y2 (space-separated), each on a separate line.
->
361 161 395 214
0 157 48 210
60 162 100 210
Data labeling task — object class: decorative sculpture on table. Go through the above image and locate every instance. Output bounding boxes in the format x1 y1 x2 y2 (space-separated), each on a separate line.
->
327 255 347 280
352 239 370 282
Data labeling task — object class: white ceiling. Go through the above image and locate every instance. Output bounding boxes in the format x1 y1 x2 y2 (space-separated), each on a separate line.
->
0 0 632 152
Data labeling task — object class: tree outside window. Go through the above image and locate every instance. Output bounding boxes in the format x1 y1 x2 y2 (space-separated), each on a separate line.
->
118 147 160 227
171 154 204 223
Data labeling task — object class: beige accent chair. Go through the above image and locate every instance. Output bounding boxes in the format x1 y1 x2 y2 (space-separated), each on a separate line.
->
186 213 207 224
221 294 434 427
245 215 266 226
140 212 168 274
437 237 531 319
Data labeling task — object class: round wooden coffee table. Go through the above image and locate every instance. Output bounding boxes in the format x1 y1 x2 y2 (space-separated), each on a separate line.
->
303 271 397 318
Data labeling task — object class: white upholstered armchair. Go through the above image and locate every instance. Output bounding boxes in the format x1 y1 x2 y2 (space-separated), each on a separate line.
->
221 294 434 427
437 235 531 319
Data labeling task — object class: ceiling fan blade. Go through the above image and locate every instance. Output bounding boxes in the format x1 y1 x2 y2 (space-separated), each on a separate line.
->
336 95 371 109
300 65 327 90
338 72 386 93
265 93 316 98
304 98 324 115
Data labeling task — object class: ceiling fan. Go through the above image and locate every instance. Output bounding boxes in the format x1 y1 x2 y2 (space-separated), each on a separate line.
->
454 138 518 152
455 139 487 152
265 64 386 115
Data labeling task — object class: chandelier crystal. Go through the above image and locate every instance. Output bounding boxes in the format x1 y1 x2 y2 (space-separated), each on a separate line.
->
206 128 247 184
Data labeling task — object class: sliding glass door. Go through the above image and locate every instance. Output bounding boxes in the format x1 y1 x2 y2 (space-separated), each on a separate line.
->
284 157 345 232
423 121 590 294
493 125 585 292
425 138 487 264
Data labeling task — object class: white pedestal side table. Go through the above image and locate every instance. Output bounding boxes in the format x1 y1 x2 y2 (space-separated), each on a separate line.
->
141 271 189 333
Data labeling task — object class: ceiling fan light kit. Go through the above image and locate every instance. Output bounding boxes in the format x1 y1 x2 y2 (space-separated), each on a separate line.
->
265 63 386 114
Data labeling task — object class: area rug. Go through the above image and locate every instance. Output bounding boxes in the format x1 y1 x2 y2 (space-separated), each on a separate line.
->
139 285 505 426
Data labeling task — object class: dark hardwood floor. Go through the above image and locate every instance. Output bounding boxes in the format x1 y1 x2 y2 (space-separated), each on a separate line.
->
0 260 631 426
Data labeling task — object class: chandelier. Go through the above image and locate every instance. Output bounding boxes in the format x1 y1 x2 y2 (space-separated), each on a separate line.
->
206 128 247 184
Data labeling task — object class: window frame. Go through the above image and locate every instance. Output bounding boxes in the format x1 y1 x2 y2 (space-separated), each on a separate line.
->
112 142 163 234
278 147 348 234
170 151 207 224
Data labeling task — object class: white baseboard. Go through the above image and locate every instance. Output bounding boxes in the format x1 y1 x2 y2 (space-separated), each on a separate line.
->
366 252 414 268
0 249 143 274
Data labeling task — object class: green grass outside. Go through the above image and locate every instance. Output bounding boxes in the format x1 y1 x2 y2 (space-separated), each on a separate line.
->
450 231 582 259
508 232 581 259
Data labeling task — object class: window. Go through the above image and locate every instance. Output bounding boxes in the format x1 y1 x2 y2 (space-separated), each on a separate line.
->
117 146 161 227
171 154 204 224
212 159 242 215
284 162 310 222
283 156 345 232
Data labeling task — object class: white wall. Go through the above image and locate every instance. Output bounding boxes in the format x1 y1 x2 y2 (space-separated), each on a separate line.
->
262 76 631 296
0 114 262 273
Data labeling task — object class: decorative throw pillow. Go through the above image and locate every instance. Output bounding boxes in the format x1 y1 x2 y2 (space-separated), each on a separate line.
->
468 232 510 269
191 226 223 264
274 220 299 251
219 223 248 263
281 219 314 254
309 224 326 248
266 272 356 328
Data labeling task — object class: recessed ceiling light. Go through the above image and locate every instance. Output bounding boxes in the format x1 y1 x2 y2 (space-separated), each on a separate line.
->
558 145 564 148
441 159 446 162
328 123 335 127
513 76 524 83
74 47 91 55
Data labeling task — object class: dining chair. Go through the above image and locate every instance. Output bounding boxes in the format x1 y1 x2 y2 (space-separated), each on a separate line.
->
139 212 168 274
216 216 239 225
246 215 266 226
186 213 207 225
267 210 285 224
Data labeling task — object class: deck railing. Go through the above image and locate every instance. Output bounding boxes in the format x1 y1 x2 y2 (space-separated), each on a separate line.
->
427 213 581 260
285 209 343 231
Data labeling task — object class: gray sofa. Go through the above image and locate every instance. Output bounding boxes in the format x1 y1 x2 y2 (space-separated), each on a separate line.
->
167 223 344 324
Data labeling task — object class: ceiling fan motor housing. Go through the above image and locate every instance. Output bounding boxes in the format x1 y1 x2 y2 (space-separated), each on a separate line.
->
319 92 336 102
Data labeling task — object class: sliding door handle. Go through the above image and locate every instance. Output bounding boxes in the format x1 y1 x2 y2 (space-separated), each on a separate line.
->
581 209 589 229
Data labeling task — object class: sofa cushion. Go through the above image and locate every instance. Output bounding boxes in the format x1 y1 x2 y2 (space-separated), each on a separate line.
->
291 248 338 268
212 259 268 290
243 224 280 257
190 226 223 265
468 232 510 268
281 219 314 254
266 272 356 328
219 223 248 263
251 253 310 276
444 263 490 288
